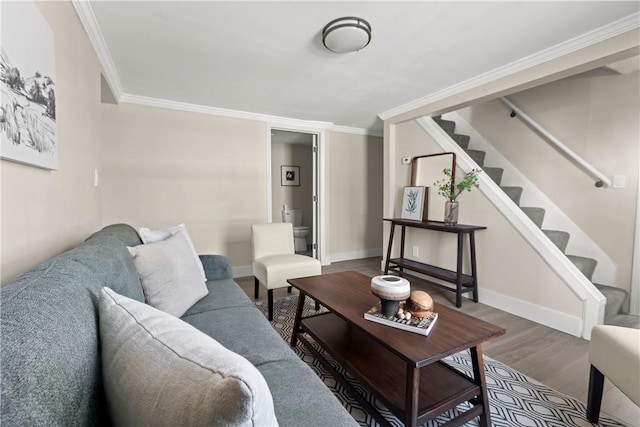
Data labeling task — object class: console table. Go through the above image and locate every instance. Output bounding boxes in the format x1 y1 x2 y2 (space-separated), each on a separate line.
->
384 218 486 307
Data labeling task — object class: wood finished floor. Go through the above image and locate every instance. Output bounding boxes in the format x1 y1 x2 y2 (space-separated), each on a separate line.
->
237 257 639 426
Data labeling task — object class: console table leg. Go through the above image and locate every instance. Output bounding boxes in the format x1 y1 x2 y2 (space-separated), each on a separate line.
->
470 231 479 303
384 223 396 274
471 345 491 427
404 364 420 427
455 232 464 307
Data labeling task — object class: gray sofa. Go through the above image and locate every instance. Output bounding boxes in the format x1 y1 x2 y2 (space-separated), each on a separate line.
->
1 224 356 426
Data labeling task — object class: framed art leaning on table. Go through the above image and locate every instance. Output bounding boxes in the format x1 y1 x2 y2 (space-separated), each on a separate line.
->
400 186 426 220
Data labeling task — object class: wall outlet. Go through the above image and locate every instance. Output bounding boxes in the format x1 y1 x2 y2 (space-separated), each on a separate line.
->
412 246 419 257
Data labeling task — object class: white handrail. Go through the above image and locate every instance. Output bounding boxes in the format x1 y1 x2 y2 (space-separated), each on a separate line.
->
499 97 611 188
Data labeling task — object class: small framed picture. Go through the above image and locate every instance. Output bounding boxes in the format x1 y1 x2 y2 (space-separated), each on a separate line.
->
281 165 300 186
401 186 427 220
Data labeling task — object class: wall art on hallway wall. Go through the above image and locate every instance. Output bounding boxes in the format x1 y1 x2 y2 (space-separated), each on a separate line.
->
1 1 58 170
281 165 300 186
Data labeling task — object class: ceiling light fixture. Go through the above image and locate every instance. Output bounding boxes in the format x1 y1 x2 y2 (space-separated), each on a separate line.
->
322 17 371 53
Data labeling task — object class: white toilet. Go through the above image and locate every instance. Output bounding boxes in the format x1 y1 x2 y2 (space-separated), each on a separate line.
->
281 207 310 252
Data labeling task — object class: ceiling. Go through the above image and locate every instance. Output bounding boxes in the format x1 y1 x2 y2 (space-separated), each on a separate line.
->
86 1 640 135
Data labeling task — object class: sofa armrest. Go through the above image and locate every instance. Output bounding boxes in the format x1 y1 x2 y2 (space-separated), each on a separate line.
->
199 255 234 281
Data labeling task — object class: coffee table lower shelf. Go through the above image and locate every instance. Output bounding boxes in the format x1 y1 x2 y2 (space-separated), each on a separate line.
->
297 312 484 426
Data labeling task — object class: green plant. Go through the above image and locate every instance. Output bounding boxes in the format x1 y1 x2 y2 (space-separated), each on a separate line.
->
434 168 480 202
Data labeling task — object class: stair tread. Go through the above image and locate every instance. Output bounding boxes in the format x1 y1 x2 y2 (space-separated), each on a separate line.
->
542 229 570 252
604 314 640 329
434 118 455 134
521 207 545 228
567 255 597 280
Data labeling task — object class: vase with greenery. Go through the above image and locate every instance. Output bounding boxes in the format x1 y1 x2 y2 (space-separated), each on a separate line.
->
433 168 480 225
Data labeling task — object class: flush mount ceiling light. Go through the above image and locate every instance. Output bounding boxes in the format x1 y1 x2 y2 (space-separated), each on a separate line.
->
322 17 371 53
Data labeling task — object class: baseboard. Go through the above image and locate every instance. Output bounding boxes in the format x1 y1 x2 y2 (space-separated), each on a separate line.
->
232 265 253 279
329 248 383 263
378 267 583 337
478 288 583 337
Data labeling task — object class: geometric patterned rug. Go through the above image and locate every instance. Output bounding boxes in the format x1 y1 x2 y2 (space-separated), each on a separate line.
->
255 296 630 427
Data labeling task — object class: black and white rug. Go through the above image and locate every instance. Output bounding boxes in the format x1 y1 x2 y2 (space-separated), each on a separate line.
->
255 296 628 427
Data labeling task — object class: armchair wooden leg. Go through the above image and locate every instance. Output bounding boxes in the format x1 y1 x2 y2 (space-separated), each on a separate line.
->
268 289 274 321
587 365 604 423
254 277 260 299
287 286 292 294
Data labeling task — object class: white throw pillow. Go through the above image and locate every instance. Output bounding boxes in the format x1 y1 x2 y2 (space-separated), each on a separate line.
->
99 287 279 427
138 223 207 281
128 231 208 317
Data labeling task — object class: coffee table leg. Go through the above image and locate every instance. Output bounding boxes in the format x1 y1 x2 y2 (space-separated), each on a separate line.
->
471 345 491 427
290 292 306 347
405 364 420 427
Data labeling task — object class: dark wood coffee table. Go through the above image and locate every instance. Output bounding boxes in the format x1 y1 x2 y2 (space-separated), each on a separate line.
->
288 271 505 427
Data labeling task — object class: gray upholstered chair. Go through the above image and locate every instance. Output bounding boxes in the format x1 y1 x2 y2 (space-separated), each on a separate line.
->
587 325 640 422
251 223 321 320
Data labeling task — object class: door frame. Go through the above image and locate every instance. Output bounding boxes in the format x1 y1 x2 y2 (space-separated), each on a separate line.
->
266 124 327 265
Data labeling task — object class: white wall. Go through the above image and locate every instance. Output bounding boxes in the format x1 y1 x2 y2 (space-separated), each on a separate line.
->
1 2 103 284
327 131 384 262
99 102 384 273
458 68 640 291
389 120 583 331
100 103 268 269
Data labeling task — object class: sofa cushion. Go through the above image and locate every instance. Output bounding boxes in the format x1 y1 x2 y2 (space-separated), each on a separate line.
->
139 223 206 281
183 278 254 317
128 231 208 317
182 306 298 366
99 287 279 427
257 358 358 427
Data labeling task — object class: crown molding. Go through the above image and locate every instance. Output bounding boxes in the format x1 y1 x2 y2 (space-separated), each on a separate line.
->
71 0 123 101
379 12 640 121
330 125 383 138
120 93 336 129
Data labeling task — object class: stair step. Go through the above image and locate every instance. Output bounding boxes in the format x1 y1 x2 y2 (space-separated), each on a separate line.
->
465 149 485 167
594 283 628 321
501 186 523 205
543 230 570 252
567 255 597 281
521 207 545 228
484 167 504 185
604 313 640 329
450 133 470 149
434 118 456 134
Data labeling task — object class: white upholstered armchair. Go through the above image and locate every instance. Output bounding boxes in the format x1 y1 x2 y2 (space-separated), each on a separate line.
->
587 325 640 422
251 223 321 321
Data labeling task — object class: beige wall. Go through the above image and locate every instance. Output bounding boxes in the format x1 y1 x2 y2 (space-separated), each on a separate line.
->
327 131 384 260
390 120 582 317
271 143 313 233
100 103 384 270
1 2 103 284
458 69 640 290
100 103 268 269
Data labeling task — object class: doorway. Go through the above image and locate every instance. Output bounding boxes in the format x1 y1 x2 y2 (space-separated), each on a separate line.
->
268 128 322 261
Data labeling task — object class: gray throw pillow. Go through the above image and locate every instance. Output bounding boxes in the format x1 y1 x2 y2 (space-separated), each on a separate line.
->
99 287 279 427
128 230 207 317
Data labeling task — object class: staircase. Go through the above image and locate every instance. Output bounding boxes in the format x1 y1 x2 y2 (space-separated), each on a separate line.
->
433 115 640 329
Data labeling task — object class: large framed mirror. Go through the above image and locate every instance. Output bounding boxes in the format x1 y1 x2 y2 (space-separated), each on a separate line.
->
410 152 456 222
